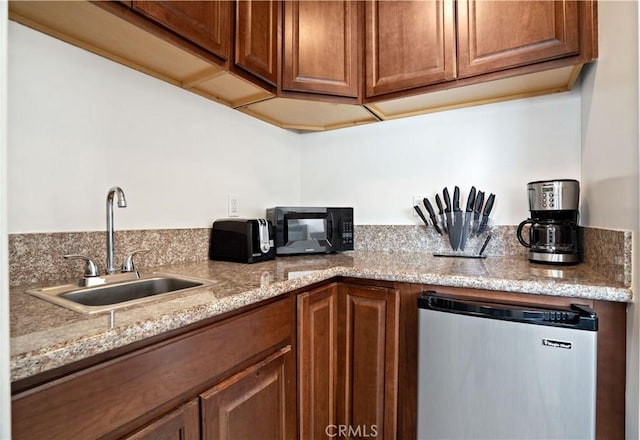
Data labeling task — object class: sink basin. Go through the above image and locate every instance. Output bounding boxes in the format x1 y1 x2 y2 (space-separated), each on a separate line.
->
27 274 216 314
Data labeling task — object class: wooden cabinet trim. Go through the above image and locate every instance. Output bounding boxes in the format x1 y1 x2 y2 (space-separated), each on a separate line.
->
593 300 626 439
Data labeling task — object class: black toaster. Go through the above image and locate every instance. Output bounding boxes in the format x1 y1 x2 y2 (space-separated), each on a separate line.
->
209 218 276 263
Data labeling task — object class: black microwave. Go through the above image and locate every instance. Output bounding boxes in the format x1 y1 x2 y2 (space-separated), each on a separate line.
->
266 207 354 255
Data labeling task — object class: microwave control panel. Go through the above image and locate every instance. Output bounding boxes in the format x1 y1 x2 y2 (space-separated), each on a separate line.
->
341 220 353 245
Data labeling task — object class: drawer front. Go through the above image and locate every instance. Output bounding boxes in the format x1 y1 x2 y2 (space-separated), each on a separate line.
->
12 297 292 440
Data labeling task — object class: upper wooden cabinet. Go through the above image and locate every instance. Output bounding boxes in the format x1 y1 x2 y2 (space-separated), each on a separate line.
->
9 0 598 131
132 1 231 61
282 1 361 98
365 0 456 98
457 0 582 78
234 0 280 86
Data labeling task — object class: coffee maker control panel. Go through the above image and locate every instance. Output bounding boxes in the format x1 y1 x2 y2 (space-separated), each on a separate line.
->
528 179 579 212
541 187 556 209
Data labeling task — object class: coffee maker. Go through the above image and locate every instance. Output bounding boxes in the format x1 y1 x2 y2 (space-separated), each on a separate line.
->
517 179 580 265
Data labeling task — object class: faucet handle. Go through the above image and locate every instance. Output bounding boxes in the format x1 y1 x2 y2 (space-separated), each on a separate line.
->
64 254 100 277
121 249 149 273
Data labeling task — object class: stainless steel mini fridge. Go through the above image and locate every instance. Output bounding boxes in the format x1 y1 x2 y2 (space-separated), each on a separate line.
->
417 292 598 440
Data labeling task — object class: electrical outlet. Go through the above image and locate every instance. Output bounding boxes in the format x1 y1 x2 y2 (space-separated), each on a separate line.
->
228 194 239 217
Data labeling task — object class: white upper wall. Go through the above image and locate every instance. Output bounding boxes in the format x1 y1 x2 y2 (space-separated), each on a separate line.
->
7 22 300 233
581 1 639 231
580 2 639 438
299 91 582 226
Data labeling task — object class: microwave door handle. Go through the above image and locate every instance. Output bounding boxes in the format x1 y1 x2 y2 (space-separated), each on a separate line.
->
326 214 333 247
283 214 291 245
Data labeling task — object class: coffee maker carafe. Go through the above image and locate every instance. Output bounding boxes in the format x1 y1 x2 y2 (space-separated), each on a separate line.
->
517 179 580 265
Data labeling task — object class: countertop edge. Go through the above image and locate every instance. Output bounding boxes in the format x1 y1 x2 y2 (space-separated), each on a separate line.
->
10 262 631 382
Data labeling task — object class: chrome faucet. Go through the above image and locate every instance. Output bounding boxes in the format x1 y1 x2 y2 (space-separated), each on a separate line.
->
106 186 127 274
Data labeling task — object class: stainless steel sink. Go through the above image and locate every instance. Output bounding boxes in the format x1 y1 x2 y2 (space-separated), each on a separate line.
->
27 274 216 314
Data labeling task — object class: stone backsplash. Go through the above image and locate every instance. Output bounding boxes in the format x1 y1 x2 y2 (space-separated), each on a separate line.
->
9 228 210 286
8 225 632 287
582 227 632 287
354 224 523 256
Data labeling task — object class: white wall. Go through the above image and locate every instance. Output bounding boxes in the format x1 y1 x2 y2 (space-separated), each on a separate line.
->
8 20 585 233
1 3 11 439
580 1 640 438
299 91 582 226
7 22 300 233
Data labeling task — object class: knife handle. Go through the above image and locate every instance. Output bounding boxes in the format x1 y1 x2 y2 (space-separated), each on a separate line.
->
474 191 485 213
435 194 444 214
443 188 451 212
423 198 443 235
414 205 430 227
483 193 495 215
423 197 436 219
466 186 476 212
453 186 460 211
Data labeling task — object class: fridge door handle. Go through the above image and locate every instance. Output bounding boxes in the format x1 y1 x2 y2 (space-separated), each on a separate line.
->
419 292 597 331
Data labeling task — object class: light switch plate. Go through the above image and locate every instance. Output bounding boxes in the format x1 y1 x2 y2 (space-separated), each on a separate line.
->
228 194 239 217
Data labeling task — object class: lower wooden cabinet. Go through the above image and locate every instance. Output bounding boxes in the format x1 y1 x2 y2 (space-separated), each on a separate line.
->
298 283 340 439
298 282 400 439
201 346 295 440
11 280 626 440
338 283 399 439
11 297 294 439
124 399 200 440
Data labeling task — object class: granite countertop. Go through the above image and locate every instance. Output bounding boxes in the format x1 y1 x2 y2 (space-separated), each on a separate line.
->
10 251 632 382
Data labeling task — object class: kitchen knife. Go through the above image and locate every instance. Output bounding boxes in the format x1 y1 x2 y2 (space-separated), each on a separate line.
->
459 186 476 251
414 205 431 229
450 186 463 251
423 197 443 235
435 194 447 234
443 188 455 249
477 193 495 234
472 191 485 236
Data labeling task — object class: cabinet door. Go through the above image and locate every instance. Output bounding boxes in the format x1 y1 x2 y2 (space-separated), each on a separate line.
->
365 0 456 98
298 283 339 440
235 0 279 86
338 284 400 440
457 0 580 78
132 1 231 60
283 0 361 98
201 346 295 440
124 399 199 440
